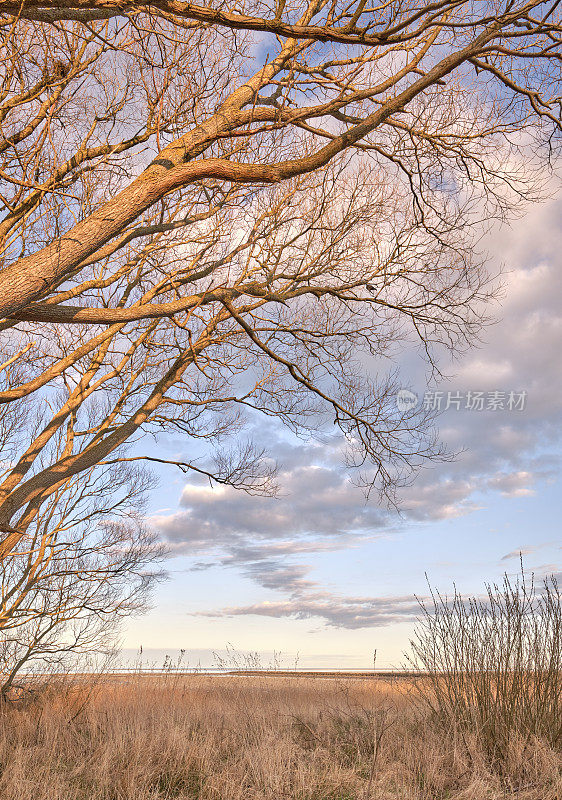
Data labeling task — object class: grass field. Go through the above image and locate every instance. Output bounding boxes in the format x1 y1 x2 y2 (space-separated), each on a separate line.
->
0 674 559 800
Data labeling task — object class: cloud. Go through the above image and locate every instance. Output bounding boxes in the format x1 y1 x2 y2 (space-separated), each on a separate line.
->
240 561 317 594
195 554 562 629
488 471 538 497
196 591 421 629
501 546 538 561
152 456 389 556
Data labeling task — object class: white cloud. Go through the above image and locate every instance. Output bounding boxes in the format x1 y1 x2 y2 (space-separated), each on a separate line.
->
196 592 422 629
488 471 537 497
501 546 537 561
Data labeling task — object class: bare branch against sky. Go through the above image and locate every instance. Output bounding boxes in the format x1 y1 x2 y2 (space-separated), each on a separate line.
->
0 0 560 574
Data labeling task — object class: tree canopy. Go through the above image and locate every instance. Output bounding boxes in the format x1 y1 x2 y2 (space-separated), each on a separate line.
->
0 0 560 560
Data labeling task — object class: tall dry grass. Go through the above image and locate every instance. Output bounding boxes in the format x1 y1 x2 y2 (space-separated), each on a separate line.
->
406 570 562 772
0 673 559 800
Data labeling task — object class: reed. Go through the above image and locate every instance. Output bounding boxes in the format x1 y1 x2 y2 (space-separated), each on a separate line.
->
0 672 558 800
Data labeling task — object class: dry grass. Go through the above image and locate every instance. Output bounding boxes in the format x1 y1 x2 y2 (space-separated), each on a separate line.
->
0 675 559 800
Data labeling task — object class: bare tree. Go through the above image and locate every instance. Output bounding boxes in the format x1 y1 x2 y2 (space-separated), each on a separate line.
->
0 0 559 560
0 461 163 696
0 0 559 316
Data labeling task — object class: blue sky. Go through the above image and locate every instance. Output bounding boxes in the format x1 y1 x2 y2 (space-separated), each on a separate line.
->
120 188 562 669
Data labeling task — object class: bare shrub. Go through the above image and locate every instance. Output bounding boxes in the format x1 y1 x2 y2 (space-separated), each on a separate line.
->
406 566 562 773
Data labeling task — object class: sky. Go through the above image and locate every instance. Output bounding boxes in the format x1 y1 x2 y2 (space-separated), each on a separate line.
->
120 187 562 670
